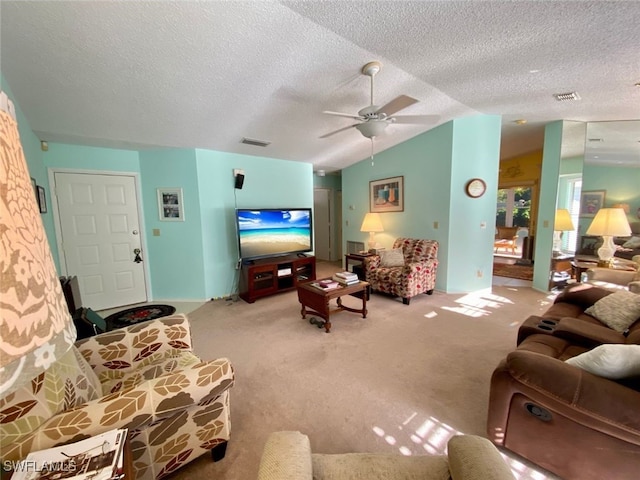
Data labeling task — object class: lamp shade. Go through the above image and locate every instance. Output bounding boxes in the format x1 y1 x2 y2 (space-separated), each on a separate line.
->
554 209 575 231
360 212 384 233
0 91 75 396
585 208 632 236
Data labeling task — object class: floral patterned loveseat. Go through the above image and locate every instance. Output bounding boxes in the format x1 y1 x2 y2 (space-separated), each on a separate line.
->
364 238 439 305
0 314 234 480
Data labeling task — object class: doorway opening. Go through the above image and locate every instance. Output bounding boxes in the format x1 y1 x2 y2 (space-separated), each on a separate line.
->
495 186 532 260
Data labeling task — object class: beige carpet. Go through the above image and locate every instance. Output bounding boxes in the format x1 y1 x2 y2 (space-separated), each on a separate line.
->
167 261 560 480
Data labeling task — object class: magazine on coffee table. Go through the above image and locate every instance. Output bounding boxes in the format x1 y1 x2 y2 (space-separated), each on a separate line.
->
10 428 127 480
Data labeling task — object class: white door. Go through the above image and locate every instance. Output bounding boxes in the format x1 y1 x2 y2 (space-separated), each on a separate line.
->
54 172 147 310
313 188 331 261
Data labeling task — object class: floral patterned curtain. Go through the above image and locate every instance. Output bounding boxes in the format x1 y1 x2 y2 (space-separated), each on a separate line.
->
0 91 75 396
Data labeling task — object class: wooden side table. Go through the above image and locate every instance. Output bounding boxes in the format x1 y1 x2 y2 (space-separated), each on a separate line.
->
345 253 374 279
548 254 574 289
571 260 597 283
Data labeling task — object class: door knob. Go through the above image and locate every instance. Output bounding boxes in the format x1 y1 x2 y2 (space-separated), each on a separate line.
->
133 248 143 263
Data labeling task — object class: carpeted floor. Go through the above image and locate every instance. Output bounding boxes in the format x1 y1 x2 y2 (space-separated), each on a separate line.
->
167 261 560 480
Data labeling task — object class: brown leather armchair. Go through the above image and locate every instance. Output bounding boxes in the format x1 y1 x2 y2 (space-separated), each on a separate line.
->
487 284 640 480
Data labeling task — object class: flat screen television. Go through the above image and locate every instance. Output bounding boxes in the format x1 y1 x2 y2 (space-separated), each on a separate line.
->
236 208 313 261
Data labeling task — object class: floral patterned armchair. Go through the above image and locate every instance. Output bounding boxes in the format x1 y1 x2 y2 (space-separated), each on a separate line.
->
0 314 234 480
364 238 439 305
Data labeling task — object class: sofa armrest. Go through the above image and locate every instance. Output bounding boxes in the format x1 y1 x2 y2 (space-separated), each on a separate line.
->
554 317 626 347
554 284 612 309
76 314 193 376
503 351 640 443
12 358 234 457
257 431 313 480
629 281 640 294
586 268 635 285
447 435 515 480
363 255 381 269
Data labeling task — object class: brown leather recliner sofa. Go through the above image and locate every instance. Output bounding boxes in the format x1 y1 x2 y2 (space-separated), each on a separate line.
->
487 284 640 480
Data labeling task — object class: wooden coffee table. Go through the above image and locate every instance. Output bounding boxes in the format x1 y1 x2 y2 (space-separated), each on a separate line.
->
297 279 369 333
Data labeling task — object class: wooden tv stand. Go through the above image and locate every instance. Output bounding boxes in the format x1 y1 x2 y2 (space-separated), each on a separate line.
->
239 254 316 303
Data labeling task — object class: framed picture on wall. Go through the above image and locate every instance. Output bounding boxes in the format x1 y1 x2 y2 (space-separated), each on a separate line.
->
579 190 606 217
36 185 47 214
157 188 184 221
369 176 404 213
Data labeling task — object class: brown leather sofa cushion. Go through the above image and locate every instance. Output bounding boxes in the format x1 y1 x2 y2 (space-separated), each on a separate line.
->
554 283 613 310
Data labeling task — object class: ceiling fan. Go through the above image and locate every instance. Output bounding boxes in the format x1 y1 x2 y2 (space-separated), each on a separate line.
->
320 61 439 139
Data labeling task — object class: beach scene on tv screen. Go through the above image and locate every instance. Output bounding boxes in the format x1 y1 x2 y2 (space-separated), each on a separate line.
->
238 210 311 258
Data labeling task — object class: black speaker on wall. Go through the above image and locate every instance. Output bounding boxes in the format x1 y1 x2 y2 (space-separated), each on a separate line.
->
235 173 245 189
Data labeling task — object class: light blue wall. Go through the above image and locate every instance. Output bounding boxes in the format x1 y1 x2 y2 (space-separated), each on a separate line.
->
533 121 563 291
342 114 501 293
195 150 314 298
558 156 583 209
3 76 315 303
580 163 640 234
44 143 140 172
314 174 341 190
559 156 583 176
448 115 502 292
342 122 453 283
139 149 205 300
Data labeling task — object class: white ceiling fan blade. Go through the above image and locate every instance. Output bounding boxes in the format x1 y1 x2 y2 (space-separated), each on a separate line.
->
392 115 440 124
322 110 364 120
376 95 419 116
319 124 360 139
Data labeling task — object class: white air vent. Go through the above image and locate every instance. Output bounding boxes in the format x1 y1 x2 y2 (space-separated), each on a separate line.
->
553 92 580 101
240 137 271 147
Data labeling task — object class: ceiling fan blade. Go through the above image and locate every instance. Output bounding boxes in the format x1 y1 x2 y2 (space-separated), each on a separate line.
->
376 95 419 116
322 110 364 120
319 124 360 139
392 115 440 124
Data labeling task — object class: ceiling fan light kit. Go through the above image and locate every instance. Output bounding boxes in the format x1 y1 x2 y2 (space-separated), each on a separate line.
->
355 121 387 139
320 61 439 140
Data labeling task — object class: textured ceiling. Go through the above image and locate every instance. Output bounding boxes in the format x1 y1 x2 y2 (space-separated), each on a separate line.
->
1 1 639 172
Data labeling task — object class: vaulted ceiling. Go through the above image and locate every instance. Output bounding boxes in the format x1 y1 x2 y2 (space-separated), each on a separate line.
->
1 1 639 173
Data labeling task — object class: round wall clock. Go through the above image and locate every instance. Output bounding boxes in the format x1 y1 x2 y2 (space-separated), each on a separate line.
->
465 178 487 198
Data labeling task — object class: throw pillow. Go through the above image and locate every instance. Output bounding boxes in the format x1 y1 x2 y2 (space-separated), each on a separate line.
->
584 290 640 333
379 248 405 267
566 344 640 379
623 236 640 249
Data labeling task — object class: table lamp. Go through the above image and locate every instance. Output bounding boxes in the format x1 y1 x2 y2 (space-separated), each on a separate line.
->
553 209 574 256
360 212 384 250
585 207 631 266
1 91 76 396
